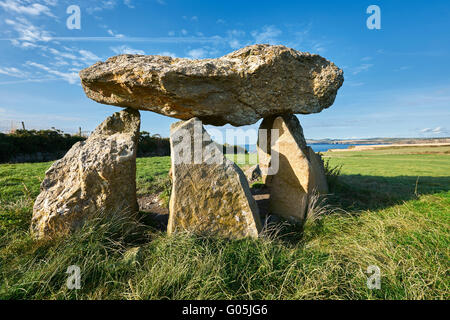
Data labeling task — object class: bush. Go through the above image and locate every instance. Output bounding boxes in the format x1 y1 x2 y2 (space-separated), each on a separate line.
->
137 131 170 157
0 130 172 163
0 129 85 163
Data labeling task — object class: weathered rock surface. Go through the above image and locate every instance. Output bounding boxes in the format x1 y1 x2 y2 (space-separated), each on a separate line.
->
245 164 262 183
31 108 140 239
80 44 344 126
306 146 328 195
257 115 328 222
168 118 262 238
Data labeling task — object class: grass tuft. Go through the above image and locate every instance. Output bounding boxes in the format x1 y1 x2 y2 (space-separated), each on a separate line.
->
0 148 448 300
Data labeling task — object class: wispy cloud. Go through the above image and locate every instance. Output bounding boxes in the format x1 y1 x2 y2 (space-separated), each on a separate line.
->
111 45 145 55
157 51 176 57
187 48 207 59
394 66 412 72
107 29 125 38
0 66 28 77
25 61 79 84
419 126 448 135
226 29 245 49
187 46 219 59
123 0 134 8
5 17 52 42
251 25 282 44
352 63 374 75
0 0 56 17
86 0 117 14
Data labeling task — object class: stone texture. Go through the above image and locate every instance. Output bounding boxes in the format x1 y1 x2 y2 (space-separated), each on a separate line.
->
306 147 329 194
168 118 262 238
245 164 262 183
257 115 328 222
31 108 140 239
80 44 344 126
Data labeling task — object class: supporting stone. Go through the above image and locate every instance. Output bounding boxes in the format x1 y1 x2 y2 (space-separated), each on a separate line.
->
168 118 262 238
257 115 328 222
31 108 141 239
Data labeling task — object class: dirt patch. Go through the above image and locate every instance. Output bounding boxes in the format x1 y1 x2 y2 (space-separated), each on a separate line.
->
138 194 169 215
138 194 169 230
251 186 271 219
138 187 272 230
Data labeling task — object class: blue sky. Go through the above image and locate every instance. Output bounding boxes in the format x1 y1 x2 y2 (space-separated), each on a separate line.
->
0 0 449 140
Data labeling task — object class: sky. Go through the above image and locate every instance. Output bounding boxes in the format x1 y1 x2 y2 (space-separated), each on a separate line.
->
0 0 449 140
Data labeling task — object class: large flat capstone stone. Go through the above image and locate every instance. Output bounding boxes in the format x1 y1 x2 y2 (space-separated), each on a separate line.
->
80 44 344 126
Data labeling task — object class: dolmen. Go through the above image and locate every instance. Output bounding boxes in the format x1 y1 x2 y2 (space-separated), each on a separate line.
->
31 44 343 239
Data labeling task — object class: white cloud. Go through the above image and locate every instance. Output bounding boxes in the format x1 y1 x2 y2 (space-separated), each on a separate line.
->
0 0 55 17
123 0 134 8
226 29 246 49
186 46 219 59
6 17 52 42
352 63 374 75
87 0 117 14
229 39 240 49
111 45 145 55
181 29 188 35
251 25 282 44
0 66 28 77
187 48 206 59
48 48 77 60
79 50 100 62
420 126 447 135
157 51 177 57
107 29 125 38
394 66 412 72
346 81 365 87
25 61 79 84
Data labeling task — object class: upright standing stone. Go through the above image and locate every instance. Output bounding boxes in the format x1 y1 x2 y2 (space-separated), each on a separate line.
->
31 108 141 239
257 115 328 222
168 118 262 238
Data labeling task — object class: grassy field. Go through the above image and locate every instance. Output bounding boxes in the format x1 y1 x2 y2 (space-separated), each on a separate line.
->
0 146 449 299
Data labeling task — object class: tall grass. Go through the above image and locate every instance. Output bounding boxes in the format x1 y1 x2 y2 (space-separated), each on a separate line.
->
1 192 448 300
0 151 449 300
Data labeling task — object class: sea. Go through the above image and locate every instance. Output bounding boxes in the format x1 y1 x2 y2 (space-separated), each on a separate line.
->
245 143 369 153
310 143 357 152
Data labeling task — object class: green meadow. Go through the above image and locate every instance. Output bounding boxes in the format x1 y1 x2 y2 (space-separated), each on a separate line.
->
0 146 449 299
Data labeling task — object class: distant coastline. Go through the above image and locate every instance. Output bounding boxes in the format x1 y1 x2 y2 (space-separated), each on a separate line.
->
245 137 450 153
306 137 450 145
